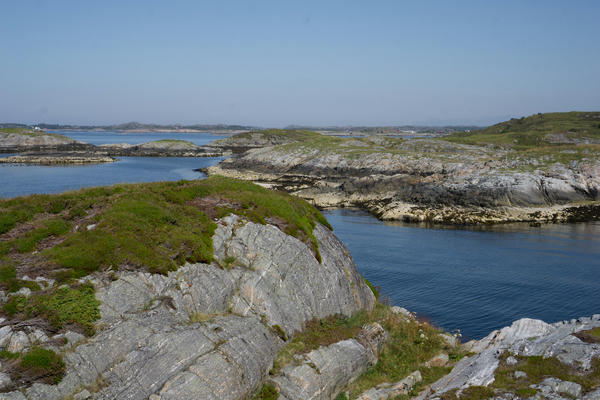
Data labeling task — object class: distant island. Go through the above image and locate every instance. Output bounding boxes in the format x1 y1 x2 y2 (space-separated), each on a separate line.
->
0 122 257 134
0 122 480 136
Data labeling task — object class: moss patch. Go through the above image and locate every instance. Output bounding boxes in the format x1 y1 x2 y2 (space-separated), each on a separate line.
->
2 282 100 335
0 347 65 386
251 383 279 400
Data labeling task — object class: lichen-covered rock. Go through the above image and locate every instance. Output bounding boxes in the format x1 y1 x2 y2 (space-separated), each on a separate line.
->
1 217 374 399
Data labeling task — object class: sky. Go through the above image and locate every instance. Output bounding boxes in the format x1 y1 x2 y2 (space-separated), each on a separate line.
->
1 1 599 127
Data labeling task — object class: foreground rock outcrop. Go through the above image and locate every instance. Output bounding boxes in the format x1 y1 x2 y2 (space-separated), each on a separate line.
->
0 215 375 399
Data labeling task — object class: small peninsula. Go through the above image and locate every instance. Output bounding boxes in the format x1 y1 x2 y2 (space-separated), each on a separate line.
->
207 112 600 225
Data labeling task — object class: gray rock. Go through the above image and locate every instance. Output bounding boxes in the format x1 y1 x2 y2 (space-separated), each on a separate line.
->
440 333 459 348
390 306 414 319
513 371 527 379
357 370 422 400
0 372 12 390
73 390 91 400
15 288 31 297
0 326 13 348
0 392 27 400
27 329 49 345
7 331 29 353
583 388 600 400
538 377 582 398
505 356 518 366
425 353 449 368
63 331 85 347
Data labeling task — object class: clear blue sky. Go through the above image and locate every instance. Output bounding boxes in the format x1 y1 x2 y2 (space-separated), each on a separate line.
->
1 1 599 127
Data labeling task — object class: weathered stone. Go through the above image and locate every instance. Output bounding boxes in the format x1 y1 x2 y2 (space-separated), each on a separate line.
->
513 371 527 379
73 389 91 400
356 370 422 400
440 333 459 348
0 372 12 390
425 353 449 368
0 326 13 348
0 391 27 400
390 306 414 319
505 356 518 366
15 288 31 297
537 377 582 398
7 331 29 353
27 329 49 345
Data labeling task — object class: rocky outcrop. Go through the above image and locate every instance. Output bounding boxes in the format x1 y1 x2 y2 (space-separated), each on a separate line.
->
206 138 600 224
0 215 375 399
98 140 226 157
416 315 600 399
270 323 387 400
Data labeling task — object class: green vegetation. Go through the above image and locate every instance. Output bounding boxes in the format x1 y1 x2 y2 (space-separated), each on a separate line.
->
19 347 66 384
363 278 379 300
251 383 279 400
0 176 330 284
444 112 600 149
2 282 100 335
442 112 600 170
0 264 41 293
0 347 65 385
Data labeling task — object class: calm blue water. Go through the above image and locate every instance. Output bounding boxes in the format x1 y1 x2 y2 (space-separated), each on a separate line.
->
323 209 600 339
0 155 224 198
48 131 227 146
2 131 598 339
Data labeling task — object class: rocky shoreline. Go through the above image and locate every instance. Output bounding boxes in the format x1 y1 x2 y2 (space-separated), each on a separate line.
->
0 154 116 165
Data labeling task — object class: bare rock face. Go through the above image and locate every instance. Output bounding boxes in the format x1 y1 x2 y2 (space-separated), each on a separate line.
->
417 315 600 399
1 216 374 399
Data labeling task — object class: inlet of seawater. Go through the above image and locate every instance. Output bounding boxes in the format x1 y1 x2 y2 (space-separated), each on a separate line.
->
323 208 600 340
1 131 598 339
